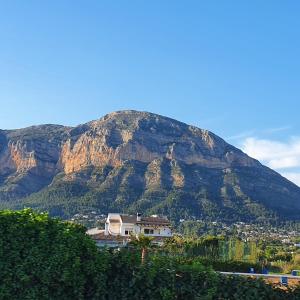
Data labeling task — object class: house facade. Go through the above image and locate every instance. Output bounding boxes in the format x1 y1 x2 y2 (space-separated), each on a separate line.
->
104 213 172 237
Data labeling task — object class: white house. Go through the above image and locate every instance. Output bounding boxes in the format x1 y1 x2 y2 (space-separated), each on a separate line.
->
104 213 172 237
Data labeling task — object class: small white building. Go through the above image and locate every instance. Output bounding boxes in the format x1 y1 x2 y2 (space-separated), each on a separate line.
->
105 213 172 237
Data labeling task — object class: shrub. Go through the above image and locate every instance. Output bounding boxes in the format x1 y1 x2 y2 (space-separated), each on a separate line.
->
0 209 108 300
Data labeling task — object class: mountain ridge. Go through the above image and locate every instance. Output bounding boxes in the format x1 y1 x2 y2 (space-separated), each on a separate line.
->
0 110 299 222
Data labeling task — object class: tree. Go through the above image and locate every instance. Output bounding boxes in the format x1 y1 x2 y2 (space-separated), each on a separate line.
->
129 234 153 264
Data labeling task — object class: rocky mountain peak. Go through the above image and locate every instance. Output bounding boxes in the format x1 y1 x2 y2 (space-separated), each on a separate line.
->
0 110 299 222
59 110 260 174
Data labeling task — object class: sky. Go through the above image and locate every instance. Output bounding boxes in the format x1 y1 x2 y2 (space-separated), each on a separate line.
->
0 1 299 185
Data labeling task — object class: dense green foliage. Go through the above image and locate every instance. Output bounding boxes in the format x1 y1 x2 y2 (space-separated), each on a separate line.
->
162 236 257 263
0 209 108 300
105 251 295 300
1 209 300 299
162 235 300 275
256 239 300 274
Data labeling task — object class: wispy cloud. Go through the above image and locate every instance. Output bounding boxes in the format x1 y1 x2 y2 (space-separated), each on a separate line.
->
226 130 255 141
241 137 300 186
227 125 291 141
262 126 291 134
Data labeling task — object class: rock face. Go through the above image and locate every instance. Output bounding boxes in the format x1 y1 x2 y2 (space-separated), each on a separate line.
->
0 110 300 222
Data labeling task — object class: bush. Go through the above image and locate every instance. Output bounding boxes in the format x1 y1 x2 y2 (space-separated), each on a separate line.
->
105 251 219 300
0 209 108 300
215 275 291 300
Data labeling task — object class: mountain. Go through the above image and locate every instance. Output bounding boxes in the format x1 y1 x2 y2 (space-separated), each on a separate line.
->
0 110 299 223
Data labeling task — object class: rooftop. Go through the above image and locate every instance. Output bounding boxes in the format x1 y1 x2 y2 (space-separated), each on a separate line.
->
120 214 171 226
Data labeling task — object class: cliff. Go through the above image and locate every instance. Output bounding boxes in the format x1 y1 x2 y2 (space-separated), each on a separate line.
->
0 110 299 222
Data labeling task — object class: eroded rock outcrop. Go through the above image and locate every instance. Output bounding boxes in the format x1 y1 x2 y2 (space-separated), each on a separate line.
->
0 110 299 222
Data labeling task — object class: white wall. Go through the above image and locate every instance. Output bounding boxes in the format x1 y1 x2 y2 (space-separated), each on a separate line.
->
107 214 122 235
139 225 172 237
157 227 172 237
109 222 121 235
120 223 134 236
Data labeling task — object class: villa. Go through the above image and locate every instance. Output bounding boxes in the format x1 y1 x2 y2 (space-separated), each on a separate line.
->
87 213 172 247
105 213 172 237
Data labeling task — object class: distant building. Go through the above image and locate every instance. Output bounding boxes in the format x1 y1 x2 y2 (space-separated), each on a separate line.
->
87 213 172 247
105 213 172 237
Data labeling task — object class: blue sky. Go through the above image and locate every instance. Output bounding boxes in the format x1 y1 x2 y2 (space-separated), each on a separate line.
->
0 1 300 184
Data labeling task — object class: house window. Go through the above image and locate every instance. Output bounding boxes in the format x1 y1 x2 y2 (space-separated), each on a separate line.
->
125 230 133 235
144 228 154 235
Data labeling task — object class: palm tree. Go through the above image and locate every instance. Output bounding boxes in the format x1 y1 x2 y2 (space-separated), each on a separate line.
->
129 234 153 264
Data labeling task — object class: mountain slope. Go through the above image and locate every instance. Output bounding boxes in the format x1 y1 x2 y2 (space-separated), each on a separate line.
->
0 110 299 222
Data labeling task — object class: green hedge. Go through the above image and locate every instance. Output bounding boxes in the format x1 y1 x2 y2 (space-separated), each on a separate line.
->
0 209 108 300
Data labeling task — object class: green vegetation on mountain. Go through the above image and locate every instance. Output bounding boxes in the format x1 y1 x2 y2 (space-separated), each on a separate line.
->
1 110 300 223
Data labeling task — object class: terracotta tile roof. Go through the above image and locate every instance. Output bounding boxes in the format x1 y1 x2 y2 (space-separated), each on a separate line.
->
120 215 170 226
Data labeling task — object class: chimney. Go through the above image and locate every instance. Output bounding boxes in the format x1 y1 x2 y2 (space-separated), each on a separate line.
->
136 213 141 222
